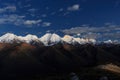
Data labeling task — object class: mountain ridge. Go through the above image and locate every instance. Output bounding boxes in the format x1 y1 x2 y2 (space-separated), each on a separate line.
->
0 33 119 46
0 37 120 78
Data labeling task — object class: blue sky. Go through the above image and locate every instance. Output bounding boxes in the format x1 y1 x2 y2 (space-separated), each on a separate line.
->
0 0 120 41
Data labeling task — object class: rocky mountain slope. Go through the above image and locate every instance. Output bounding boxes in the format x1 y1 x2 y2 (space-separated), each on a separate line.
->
0 33 120 79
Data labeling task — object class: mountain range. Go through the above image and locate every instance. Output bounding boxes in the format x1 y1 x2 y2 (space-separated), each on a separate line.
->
0 33 120 79
0 33 96 45
0 33 119 45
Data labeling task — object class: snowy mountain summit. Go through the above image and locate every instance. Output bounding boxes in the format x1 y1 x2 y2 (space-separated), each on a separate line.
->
40 33 61 45
0 33 18 43
0 33 98 46
18 34 39 43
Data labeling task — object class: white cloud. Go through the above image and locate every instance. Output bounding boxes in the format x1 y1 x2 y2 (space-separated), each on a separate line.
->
67 4 80 11
5 5 16 11
61 24 120 40
0 14 44 27
0 5 16 13
0 14 25 25
42 22 51 27
62 24 119 34
0 14 51 27
46 30 54 33
24 20 42 26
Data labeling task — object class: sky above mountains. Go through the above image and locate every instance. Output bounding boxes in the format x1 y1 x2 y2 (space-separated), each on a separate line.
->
0 0 120 41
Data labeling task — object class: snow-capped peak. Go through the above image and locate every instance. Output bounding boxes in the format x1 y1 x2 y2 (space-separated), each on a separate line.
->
40 33 52 45
62 35 74 44
40 33 61 45
18 34 39 43
88 38 96 44
0 33 18 43
0 33 40 44
62 35 96 44
50 33 61 43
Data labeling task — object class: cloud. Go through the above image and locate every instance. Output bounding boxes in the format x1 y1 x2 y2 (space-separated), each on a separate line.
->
24 20 42 26
42 22 51 27
67 4 80 11
102 32 120 39
0 14 51 27
5 5 16 11
28 8 37 13
0 4 51 27
62 24 119 34
0 14 25 25
0 5 16 13
46 30 54 33
61 24 120 40
0 14 43 26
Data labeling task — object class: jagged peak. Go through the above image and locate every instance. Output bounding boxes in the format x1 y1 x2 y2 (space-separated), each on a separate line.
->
23 34 38 40
0 33 18 43
40 33 52 45
0 33 17 38
50 33 61 43
19 34 39 43
40 33 61 46
62 35 74 44
0 33 40 44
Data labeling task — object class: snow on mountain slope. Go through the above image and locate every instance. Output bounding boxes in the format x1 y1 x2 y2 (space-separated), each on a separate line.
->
88 39 96 44
62 35 88 44
62 35 74 44
40 33 52 45
50 33 61 43
0 33 39 44
104 40 113 44
0 33 18 43
18 34 39 43
62 35 96 44
0 33 97 45
73 38 85 44
40 33 61 45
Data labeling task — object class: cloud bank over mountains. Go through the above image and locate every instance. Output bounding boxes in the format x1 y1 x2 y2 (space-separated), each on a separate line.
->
61 24 120 41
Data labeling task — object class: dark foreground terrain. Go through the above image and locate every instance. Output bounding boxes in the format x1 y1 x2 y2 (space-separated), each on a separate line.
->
0 42 120 80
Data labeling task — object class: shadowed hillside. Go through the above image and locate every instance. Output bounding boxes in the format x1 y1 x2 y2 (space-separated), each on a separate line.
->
0 42 120 79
